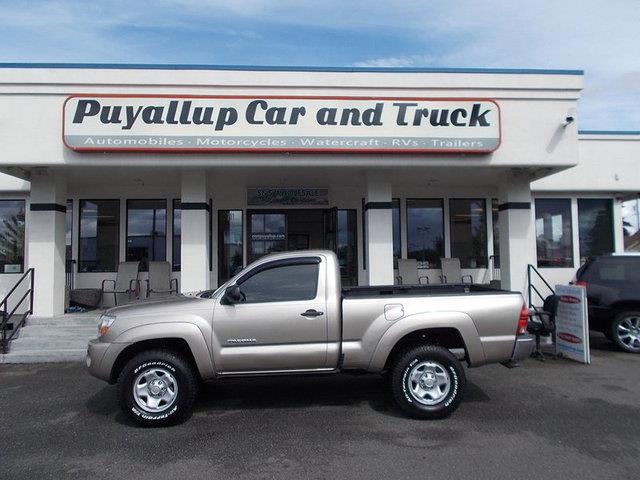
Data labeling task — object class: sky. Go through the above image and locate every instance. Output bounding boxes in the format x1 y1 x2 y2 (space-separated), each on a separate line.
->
0 0 638 130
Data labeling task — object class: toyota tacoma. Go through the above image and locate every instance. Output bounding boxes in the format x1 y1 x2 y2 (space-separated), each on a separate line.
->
87 250 533 426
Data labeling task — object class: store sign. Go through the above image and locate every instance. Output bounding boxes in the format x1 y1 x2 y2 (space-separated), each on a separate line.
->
63 95 501 153
247 188 329 206
554 284 591 364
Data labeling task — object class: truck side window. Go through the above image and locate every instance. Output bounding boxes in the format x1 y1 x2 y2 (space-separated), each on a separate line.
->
238 263 319 303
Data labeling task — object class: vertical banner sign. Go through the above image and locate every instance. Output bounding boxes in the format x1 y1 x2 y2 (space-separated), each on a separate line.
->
63 95 501 153
554 285 590 364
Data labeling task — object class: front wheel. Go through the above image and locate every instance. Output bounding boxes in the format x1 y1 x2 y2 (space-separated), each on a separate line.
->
117 350 199 427
390 345 465 419
610 312 640 353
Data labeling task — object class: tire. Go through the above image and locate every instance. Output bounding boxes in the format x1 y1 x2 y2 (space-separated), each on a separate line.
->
390 345 465 419
610 311 640 354
117 350 199 427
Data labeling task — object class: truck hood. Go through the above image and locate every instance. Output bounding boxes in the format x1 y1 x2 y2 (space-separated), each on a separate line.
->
106 295 209 318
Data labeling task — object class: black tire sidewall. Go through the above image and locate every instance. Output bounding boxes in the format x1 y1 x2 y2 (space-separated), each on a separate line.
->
611 312 640 353
118 351 198 427
392 345 465 419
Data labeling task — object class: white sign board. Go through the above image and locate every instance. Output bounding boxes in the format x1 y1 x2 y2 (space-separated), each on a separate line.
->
63 96 501 153
554 284 590 364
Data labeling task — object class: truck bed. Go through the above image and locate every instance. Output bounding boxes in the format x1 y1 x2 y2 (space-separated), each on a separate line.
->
342 284 508 298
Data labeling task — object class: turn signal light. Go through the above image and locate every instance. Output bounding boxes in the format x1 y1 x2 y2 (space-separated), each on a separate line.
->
517 303 529 335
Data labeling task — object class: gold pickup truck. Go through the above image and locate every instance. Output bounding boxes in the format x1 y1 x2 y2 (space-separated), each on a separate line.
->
87 250 533 427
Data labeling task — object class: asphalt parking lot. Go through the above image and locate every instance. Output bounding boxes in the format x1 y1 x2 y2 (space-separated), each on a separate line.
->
1 333 638 480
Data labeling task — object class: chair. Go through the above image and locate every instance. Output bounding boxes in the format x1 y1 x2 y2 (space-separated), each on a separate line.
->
146 261 179 298
527 294 560 361
439 258 473 284
396 259 429 285
101 261 140 306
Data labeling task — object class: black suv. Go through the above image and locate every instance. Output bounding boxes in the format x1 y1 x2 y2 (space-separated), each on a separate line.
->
574 254 640 353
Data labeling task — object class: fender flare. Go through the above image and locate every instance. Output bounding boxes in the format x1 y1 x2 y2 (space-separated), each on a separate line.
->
113 323 215 379
367 311 485 371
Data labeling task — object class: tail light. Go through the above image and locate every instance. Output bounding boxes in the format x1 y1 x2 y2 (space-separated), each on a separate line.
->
517 303 529 335
575 281 587 288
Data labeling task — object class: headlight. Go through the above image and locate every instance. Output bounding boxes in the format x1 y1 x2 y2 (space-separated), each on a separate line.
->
98 314 117 336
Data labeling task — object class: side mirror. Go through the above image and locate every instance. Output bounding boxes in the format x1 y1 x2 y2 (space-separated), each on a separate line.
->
221 285 243 305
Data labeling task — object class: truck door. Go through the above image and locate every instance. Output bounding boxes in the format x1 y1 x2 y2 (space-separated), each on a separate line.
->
213 256 329 373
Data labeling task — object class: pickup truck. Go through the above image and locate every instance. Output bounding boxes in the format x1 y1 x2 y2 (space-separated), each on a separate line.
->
87 250 534 426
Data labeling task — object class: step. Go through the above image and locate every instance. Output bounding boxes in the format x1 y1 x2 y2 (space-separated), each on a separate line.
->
27 316 100 326
18 325 98 337
0 349 87 364
10 338 95 351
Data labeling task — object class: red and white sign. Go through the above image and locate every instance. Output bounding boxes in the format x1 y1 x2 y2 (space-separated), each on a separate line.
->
555 284 590 364
63 95 501 153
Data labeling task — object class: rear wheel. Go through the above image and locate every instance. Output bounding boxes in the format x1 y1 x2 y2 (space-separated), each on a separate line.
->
117 350 199 427
610 312 640 353
390 345 465 419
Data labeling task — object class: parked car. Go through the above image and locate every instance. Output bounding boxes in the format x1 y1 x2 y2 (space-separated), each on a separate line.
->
87 250 534 427
573 253 640 353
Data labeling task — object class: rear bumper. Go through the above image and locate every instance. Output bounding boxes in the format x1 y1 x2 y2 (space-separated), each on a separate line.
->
510 334 535 362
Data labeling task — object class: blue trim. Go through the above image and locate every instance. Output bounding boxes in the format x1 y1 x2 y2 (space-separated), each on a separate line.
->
579 130 640 135
0 62 584 75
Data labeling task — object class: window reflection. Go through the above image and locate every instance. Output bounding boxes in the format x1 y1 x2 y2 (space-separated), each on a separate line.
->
578 198 614 261
407 199 444 268
79 199 119 272
0 200 25 273
218 210 243 284
249 213 285 262
172 200 181 271
491 199 500 268
337 209 358 286
535 199 573 268
449 199 488 268
64 200 73 262
622 196 640 252
126 199 166 271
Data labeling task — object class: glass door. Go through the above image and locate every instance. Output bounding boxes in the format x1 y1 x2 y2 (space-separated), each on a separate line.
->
247 211 287 263
324 208 358 286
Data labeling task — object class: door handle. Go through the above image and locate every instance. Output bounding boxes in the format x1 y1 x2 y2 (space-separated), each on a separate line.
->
300 309 324 318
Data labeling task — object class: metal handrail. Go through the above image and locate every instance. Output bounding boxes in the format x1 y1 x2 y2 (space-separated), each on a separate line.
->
526 264 554 308
1 268 34 354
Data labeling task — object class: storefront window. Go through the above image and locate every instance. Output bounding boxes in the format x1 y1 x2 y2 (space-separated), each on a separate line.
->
337 209 358 286
0 200 25 273
65 199 73 263
578 198 614 261
362 198 401 268
535 199 573 268
79 199 120 272
622 197 640 252
407 199 444 268
449 199 488 268
126 199 166 271
491 198 500 268
218 210 243 285
172 200 181 271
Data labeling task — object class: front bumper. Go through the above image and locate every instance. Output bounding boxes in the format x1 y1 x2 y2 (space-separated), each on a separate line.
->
86 338 129 383
510 334 535 362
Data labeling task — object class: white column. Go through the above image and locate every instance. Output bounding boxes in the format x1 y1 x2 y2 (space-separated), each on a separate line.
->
180 171 210 293
365 174 394 285
28 170 67 317
497 175 536 294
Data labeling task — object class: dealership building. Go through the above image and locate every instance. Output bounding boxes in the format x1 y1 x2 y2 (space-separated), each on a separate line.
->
0 64 638 319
